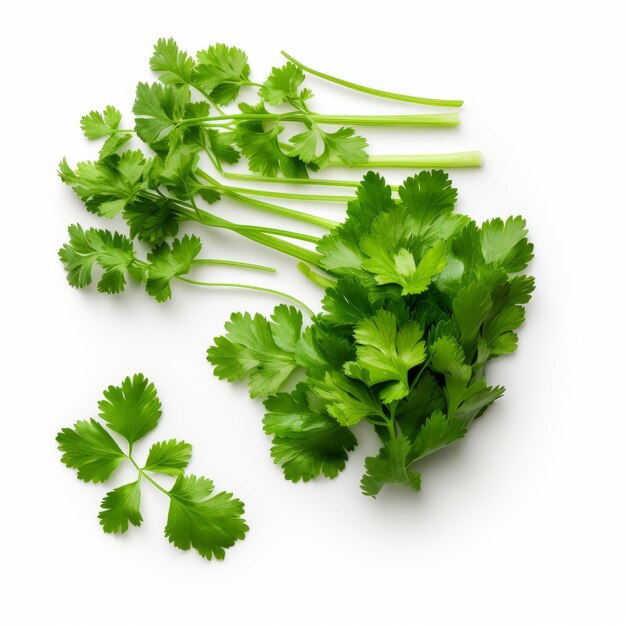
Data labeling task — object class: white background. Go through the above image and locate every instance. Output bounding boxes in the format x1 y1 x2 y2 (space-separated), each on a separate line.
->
2 1 625 624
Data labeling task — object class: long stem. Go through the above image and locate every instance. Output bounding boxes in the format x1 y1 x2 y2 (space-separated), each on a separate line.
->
178 111 459 127
191 259 276 272
177 277 314 316
280 51 464 108
221 171 400 192
213 184 353 203
220 189 339 230
196 169 339 229
173 204 324 267
309 113 459 127
328 151 483 168
296 262 336 289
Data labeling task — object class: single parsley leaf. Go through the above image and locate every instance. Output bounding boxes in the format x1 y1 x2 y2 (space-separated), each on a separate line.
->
150 38 195 86
56 419 125 483
98 481 143 534
263 383 357 482
58 224 140 294
165 475 248 560
145 234 202 302
258 62 311 106
208 305 303 398
410 410 468 462
144 439 192 476
345 310 427 403
361 436 421 498
133 82 190 146
98 374 162 445
194 43 251 105
316 370 382 426
235 102 308 178
480 216 534 272
80 106 122 139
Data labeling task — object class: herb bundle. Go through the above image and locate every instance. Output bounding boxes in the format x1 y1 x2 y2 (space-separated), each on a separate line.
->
208 171 534 495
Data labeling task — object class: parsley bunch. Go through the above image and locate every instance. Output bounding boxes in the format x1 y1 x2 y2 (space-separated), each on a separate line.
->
208 171 534 496
57 374 248 559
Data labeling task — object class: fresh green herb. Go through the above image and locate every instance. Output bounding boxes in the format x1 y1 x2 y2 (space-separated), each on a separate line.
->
57 374 248 559
208 171 534 496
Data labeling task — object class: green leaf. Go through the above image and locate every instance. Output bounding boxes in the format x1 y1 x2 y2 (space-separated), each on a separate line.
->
56 419 125 483
59 151 150 216
258 62 310 106
263 384 357 482
362 238 447 295
395 372 446 440
123 196 180 246
133 82 190 146
398 170 465 244
145 234 202 302
99 132 132 159
410 410 468 462
317 127 368 167
98 481 143 534
144 439 192 476
452 282 493 354
345 310 427 403
80 106 122 139
98 374 162 445
156 143 201 198
235 102 308 178
480 216 534 272
194 43 251 105
322 278 376 327
361 437 421 498
165 475 248 560
315 370 382 426
58 224 139 294
150 38 195 86
208 305 303 398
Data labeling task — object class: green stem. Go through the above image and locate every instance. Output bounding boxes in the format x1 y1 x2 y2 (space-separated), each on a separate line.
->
128 454 171 498
328 151 483 168
219 189 339 230
229 224 320 244
177 277 314 316
214 184 353 203
178 112 459 127
309 113 459 127
221 171 400 191
280 51 464 108
191 259 276 272
173 204 323 267
296 262 336 289
195 169 339 229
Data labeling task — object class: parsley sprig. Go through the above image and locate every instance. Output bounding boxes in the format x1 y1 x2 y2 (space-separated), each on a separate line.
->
208 171 534 496
57 374 248 559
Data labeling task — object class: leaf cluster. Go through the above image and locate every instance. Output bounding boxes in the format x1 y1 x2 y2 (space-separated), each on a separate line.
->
57 374 248 559
208 171 534 496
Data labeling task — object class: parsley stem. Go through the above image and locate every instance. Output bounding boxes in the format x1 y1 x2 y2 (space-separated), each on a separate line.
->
176 277 314 316
327 151 483 168
191 259 276 272
280 51 464 108
179 112 459 127
195 170 339 229
173 205 324 266
220 190 338 229
212 184 353 203
296 262 335 289
221 171 401 191
127 454 171 498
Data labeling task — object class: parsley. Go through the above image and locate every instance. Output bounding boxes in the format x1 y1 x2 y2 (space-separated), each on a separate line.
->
57 374 248 560
208 171 534 497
